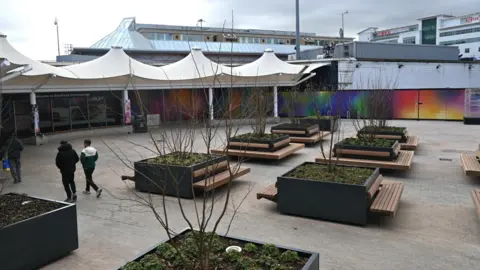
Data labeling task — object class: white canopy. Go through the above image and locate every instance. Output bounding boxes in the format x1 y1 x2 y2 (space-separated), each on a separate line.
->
62 46 168 80
0 33 75 78
159 47 231 81
232 48 307 77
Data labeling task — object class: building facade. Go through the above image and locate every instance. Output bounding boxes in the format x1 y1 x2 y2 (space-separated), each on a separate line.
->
57 17 354 66
357 12 480 58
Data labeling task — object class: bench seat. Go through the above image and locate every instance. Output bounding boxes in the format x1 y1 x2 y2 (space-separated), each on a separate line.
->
369 180 404 216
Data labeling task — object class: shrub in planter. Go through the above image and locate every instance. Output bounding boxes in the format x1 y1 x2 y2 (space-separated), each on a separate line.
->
277 162 380 225
119 229 319 270
357 126 408 142
299 116 338 132
228 133 290 152
271 123 319 137
134 152 228 199
0 193 78 270
333 137 400 161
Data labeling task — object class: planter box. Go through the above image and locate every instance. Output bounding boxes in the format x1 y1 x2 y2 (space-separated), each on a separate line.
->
299 117 338 132
271 123 319 137
228 134 290 152
0 193 78 270
134 153 228 199
334 140 400 161
118 228 319 270
277 163 380 225
357 126 408 143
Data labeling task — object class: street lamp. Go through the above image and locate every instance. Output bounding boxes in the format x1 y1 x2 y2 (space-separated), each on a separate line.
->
340 10 348 39
295 0 300 60
54 18 60 56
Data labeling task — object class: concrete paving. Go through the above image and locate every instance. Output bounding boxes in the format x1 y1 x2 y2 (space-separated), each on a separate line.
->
4 120 480 270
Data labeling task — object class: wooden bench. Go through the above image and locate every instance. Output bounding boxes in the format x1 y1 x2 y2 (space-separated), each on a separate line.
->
212 143 305 160
192 167 250 191
256 184 278 202
289 131 331 144
369 180 404 216
315 150 414 171
471 189 480 218
400 136 419 151
460 153 480 176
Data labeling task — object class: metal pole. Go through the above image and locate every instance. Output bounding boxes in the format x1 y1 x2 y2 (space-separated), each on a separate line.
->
54 18 60 56
295 0 300 60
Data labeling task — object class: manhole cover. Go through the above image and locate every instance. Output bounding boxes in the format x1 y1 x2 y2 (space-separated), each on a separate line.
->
439 158 453 161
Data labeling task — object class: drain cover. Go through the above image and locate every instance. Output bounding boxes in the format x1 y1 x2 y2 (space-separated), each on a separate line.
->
439 158 453 161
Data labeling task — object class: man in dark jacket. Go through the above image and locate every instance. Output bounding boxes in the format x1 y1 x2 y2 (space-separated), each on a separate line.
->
1 135 24 183
55 140 79 202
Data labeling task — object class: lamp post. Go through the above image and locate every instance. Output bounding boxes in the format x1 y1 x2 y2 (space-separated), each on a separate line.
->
340 10 348 40
295 0 300 60
54 18 60 56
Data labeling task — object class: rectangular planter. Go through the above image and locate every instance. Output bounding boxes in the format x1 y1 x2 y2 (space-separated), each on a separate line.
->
134 153 228 199
271 123 319 137
334 139 400 161
228 133 290 152
357 126 408 143
299 117 338 132
0 193 78 270
118 228 319 270
277 163 380 226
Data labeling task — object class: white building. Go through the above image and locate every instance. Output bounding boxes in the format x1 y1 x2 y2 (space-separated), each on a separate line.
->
358 12 480 59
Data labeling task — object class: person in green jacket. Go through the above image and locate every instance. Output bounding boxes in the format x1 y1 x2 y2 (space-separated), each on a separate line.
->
80 139 102 197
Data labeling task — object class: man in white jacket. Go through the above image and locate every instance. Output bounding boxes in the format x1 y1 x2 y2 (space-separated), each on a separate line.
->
80 139 102 197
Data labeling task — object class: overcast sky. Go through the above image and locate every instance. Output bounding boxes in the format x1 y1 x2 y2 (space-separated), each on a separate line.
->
0 0 477 60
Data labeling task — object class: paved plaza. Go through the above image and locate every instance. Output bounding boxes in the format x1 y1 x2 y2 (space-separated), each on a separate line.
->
4 120 480 270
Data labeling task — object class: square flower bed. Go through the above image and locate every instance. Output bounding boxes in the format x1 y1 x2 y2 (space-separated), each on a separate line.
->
277 162 380 225
134 152 228 199
228 133 290 152
299 116 338 132
119 229 319 270
0 193 78 270
333 137 400 161
357 126 408 143
271 123 319 137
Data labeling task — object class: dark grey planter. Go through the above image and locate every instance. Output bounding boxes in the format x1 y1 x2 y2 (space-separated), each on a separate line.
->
277 163 380 226
134 153 228 199
299 117 338 132
271 123 319 137
228 133 290 152
0 193 78 270
333 139 400 161
118 228 319 270
357 126 408 142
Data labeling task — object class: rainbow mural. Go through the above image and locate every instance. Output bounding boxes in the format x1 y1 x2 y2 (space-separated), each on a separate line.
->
278 89 465 120
131 89 465 122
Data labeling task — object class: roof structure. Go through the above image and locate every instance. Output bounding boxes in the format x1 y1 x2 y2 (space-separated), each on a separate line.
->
89 18 321 55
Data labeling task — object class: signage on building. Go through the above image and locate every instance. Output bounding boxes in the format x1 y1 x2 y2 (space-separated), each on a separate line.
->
376 26 412 37
461 14 480 24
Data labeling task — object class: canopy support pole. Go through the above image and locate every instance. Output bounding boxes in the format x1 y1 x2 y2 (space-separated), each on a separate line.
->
273 86 278 118
30 91 39 137
208 88 214 121
122 89 131 125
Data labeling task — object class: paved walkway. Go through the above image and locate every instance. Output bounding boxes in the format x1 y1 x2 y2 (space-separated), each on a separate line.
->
5 120 480 270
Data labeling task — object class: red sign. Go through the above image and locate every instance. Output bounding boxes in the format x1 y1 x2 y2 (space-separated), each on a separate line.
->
462 15 480 24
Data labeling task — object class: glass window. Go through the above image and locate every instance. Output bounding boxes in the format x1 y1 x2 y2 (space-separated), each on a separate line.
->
37 95 53 134
145 32 156 40
70 94 89 129
51 94 71 132
165 33 174 41
465 48 470 53
88 95 106 127
184 34 204 42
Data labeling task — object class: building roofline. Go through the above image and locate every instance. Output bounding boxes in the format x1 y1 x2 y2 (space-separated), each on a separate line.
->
71 47 296 56
417 14 454 20
357 27 378 34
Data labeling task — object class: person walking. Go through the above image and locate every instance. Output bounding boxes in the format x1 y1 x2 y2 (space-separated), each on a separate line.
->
80 139 102 197
1 134 24 184
55 140 79 202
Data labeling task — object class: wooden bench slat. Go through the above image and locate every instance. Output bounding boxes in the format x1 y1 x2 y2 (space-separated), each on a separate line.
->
315 151 413 171
212 143 304 160
193 167 250 191
367 175 383 199
370 181 404 216
460 153 480 176
290 132 331 144
256 184 278 202
471 189 480 218
400 136 419 150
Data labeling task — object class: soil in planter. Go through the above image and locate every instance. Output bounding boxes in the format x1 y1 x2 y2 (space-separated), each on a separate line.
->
0 193 64 228
122 231 308 270
231 132 285 142
361 126 406 133
147 152 215 166
285 163 375 185
273 123 316 130
338 137 396 148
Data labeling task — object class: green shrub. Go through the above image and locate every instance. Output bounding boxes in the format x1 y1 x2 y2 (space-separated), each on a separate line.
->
280 250 300 263
121 261 143 270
